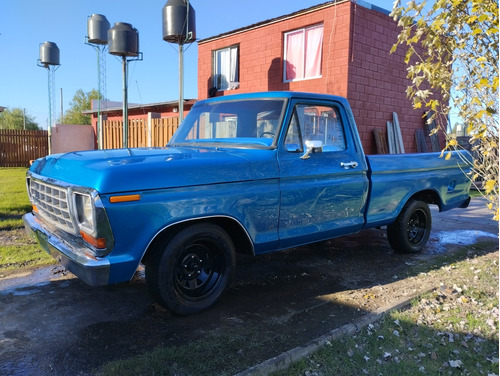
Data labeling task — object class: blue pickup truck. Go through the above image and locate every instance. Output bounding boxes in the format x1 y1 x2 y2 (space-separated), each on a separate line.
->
23 92 471 315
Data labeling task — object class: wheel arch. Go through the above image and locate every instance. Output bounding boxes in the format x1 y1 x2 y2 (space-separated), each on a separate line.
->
141 216 254 265
408 189 442 210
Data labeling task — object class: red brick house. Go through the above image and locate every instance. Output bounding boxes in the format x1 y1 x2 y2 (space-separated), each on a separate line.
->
197 0 434 154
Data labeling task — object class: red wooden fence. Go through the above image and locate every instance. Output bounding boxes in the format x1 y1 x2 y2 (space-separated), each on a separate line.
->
0 130 49 167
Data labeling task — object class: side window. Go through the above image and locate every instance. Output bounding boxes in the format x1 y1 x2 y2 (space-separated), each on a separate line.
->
284 104 346 152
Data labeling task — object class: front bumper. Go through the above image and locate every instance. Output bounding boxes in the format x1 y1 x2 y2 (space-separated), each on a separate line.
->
23 213 110 286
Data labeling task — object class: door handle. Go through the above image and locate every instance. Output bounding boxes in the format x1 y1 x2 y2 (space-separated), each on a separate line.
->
340 161 358 169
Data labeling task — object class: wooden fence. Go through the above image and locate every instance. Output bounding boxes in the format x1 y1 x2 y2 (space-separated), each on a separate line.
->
102 117 179 149
0 118 180 167
0 129 49 167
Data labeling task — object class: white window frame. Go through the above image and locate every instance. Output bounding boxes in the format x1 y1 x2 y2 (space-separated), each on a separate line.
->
213 45 240 91
283 24 324 83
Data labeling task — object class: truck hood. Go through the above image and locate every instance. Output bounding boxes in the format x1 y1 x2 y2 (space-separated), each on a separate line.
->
29 147 276 194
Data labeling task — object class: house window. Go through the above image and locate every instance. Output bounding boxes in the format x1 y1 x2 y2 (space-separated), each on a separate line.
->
213 45 239 91
284 24 323 82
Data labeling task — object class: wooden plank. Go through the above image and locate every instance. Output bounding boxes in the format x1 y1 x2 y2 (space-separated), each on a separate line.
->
392 112 405 154
415 129 428 153
425 111 441 152
373 129 389 154
387 121 395 154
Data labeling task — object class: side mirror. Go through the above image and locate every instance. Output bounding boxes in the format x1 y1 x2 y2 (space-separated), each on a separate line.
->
301 140 323 160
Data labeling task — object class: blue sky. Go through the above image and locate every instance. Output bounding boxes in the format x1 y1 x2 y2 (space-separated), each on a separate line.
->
1 0 396 128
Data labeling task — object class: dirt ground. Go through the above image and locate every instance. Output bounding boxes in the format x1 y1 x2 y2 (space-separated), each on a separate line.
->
0 199 497 376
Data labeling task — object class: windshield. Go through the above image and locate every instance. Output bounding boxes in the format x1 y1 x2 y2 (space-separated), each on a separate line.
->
169 98 286 148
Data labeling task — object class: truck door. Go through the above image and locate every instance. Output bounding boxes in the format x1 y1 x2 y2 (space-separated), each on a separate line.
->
277 100 369 248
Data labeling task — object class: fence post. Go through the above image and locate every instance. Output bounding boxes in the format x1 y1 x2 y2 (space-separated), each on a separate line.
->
48 126 52 155
98 114 107 150
147 112 161 148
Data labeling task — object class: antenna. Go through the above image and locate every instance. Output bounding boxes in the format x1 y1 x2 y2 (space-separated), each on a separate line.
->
108 22 143 148
37 41 61 131
86 14 110 150
162 0 196 122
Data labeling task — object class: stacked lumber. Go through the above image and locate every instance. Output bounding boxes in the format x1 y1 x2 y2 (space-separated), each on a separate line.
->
373 112 405 154
373 111 443 154
414 111 441 153
425 111 441 152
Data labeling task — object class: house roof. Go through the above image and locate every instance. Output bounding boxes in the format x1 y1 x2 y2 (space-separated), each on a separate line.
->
0 106 5 112
82 99 197 115
197 0 390 44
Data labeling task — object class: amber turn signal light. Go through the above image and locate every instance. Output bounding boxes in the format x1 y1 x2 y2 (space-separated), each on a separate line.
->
109 194 141 203
80 231 106 249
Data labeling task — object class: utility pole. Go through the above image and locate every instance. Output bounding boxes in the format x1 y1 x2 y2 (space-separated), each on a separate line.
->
60 88 63 123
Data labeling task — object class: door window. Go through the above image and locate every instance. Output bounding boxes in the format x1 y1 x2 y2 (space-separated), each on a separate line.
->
284 104 346 152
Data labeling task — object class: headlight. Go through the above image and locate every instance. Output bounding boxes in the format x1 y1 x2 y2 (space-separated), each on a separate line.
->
74 192 96 234
72 189 114 255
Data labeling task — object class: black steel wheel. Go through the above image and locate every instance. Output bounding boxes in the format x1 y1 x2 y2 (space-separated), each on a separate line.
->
387 199 432 254
146 224 235 315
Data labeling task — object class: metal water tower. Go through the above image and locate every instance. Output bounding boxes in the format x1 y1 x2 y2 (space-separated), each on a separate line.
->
86 14 110 150
88 14 110 45
108 22 142 148
162 0 196 122
39 41 60 67
38 41 61 130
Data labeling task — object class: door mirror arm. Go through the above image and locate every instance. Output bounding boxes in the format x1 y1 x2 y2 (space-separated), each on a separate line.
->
301 140 323 160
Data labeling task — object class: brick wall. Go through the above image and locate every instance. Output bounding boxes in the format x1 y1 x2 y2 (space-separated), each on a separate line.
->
198 2 352 99
347 4 422 154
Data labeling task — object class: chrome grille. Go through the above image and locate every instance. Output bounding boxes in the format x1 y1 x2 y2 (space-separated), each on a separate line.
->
29 179 75 233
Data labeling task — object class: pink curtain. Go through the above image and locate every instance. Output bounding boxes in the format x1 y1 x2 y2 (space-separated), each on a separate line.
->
285 30 304 81
304 26 323 78
285 25 323 81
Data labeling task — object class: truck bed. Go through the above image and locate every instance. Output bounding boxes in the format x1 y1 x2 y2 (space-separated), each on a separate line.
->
365 151 472 228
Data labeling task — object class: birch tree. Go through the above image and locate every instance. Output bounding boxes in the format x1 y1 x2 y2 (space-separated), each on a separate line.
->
391 0 499 220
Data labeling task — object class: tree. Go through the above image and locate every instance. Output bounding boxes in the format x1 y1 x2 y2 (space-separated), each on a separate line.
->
391 0 499 220
0 108 39 130
60 89 100 125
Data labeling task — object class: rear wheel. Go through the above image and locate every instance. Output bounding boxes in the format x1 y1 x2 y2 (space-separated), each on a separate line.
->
387 199 431 253
146 224 235 315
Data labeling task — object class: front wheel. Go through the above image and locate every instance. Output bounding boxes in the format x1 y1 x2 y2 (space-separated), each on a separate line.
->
387 199 432 254
146 224 235 315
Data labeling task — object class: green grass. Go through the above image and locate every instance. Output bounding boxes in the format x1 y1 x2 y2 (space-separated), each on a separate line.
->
0 168 55 270
0 168 32 230
99 328 269 376
0 243 54 269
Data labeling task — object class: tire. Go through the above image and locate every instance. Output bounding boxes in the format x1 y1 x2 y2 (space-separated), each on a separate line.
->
146 224 235 315
387 199 432 254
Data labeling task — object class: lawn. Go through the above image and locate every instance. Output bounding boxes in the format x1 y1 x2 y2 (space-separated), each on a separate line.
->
0 168 32 230
0 168 55 270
